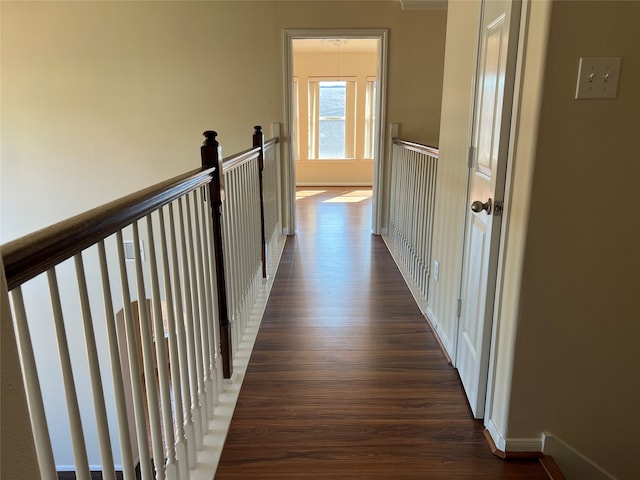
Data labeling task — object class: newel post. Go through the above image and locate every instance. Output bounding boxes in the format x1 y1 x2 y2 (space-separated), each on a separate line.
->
201 131 232 379
253 126 267 278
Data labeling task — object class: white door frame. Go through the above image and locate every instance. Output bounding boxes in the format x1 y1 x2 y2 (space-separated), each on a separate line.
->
283 29 389 235
455 0 522 419
482 0 535 445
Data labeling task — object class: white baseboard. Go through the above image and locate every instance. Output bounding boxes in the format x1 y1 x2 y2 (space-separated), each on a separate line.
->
485 418 508 451
424 307 455 360
542 433 618 480
485 418 543 453
380 234 428 313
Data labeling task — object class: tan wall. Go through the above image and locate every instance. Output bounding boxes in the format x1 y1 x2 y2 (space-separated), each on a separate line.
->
0 0 282 243
294 50 377 186
504 1 640 478
0 0 446 243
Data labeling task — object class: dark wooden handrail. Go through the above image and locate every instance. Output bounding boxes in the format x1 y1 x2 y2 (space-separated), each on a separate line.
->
1 166 215 291
3 127 279 380
222 146 261 173
221 137 277 174
2 133 281 292
392 137 439 157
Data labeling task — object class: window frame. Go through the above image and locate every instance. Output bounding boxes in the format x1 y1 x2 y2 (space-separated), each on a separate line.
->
307 77 357 160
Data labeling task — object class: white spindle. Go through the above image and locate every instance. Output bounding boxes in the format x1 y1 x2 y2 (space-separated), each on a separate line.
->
145 214 178 479
115 231 153 480
47 268 91 480
74 253 116 480
131 223 166 480
168 202 198 465
97 241 136 480
158 207 190 479
191 191 213 421
201 187 223 398
221 171 235 339
183 194 208 435
177 197 204 450
10 288 58 480
388 141 439 306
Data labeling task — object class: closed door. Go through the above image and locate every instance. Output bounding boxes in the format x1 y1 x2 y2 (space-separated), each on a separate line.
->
456 0 521 418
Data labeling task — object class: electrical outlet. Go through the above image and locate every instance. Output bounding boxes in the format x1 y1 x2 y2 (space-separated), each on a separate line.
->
575 57 621 99
433 260 440 282
123 240 145 261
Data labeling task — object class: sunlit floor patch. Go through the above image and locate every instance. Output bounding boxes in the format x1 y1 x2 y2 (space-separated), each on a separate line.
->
323 189 372 203
296 189 327 200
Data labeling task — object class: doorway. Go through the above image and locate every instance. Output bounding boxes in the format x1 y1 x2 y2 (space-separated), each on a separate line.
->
284 30 388 235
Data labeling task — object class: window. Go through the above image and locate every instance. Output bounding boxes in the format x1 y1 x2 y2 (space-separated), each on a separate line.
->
308 79 356 159
293 77 300 160
364 78 377 159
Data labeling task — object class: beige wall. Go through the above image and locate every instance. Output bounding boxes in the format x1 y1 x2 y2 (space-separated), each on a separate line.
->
504 1 640 478
1 1 282 242
1 0 446 243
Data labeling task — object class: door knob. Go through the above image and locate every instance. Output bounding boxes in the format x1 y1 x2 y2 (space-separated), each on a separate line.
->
471 199 492 214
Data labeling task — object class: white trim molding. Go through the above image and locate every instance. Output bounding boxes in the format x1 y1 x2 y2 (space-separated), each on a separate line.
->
542 433 618 480
485 418 543 453
400 0 447 10
284 29 389 236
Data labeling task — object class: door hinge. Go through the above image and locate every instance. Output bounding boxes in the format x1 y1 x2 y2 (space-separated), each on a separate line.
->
467 146 475 169
456 298 462 318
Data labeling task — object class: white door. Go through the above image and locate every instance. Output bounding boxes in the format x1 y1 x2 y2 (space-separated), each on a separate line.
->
456 0 521 418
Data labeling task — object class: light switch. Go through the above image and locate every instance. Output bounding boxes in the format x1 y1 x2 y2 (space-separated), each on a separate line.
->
575 57 621 99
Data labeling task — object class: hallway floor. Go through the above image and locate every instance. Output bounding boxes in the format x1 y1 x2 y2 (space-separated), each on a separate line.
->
214 187 549 479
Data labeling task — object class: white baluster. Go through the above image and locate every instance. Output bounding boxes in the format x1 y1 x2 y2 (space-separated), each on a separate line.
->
177 198 203 451
145 214 178 480
158 207 189 479
191 191 213 421
183 194 208 435
115 231 153 479
97 241 136 480
74 253 116 480
10 287 58 480
200 187 223 398
47 268 91 480
132 223 165 480
168 202 198 466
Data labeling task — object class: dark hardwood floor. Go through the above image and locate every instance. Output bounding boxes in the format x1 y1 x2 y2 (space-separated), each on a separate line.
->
215 187 548 479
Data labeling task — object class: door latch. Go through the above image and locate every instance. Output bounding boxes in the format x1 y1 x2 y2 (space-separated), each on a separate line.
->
493 200 504 216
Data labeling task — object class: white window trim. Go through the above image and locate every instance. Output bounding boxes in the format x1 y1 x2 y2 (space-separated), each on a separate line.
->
307 78 357 160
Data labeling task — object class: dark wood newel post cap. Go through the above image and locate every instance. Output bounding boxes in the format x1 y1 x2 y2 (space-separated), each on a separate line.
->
253 125 262 134
203 130 218 146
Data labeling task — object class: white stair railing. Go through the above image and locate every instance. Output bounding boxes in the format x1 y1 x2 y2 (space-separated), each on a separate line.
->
385 136 439 311
1 126 283 479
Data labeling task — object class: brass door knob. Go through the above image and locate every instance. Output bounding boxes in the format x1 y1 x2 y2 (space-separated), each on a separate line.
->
471 199 492 214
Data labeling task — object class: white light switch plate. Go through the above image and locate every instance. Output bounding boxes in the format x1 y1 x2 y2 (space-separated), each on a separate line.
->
575 57 621 99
